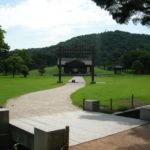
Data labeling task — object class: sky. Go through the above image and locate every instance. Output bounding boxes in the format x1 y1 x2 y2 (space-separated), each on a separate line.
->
0 0 150 50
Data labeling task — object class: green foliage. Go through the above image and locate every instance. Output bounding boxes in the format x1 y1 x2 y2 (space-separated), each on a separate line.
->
71 75 150 110
121 50 150 74
132 60 144 74
20 65 29 78
10 49 32 68
6 54 24 78
0 25 6 49
0 42 32 77
0 26 10 74
38 65 45 76
92 0 150 26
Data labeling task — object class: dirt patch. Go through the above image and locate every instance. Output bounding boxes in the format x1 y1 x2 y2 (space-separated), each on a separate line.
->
70 123 150 150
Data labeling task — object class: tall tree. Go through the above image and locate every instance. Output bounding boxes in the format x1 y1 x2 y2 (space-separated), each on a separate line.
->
6 54 24 78
10 49 32 69
92 0 150 26
121 50 150 74
38 65 45 76
20 65 29 78
0 26 10 74
132 60 144 74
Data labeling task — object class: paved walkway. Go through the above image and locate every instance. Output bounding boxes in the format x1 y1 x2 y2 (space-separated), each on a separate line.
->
10 111 147 146
5 76 85 119
68 76 85 83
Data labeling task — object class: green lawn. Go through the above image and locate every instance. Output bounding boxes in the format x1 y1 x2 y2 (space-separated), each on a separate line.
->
94 66 113 74
71 75 150 111
30 66 113 76
0 75 70 106
29 66 58 76
0 66 113 106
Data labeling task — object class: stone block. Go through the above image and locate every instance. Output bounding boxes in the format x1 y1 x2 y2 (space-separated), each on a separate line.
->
10 124 34 150
0 109 9 133
0 133 11 148
84 100 99 112
34 126 69 150
140 106 150 121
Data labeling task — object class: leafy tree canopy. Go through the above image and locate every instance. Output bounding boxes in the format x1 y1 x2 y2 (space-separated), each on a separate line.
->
6 54 24 77
0 26 9 51
92 0 150 26
122 50 150 74
132 60 144 74
10 49 32 68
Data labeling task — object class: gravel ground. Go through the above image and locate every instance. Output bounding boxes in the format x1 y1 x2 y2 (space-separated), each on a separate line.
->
70 123 150 150
5 77 85 119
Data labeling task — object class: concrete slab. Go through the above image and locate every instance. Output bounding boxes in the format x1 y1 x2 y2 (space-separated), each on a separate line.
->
10 111 147 146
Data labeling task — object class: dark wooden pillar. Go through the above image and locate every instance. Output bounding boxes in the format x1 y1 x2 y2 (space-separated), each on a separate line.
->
90 48 96 84
57 47 63 83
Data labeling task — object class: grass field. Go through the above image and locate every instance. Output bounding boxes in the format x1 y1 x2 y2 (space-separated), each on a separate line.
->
2 65 149 112
0 75 70 106
71 75 150 111
29 66 58 76
30 66 113 76
94 67 113 74
0 66 110 106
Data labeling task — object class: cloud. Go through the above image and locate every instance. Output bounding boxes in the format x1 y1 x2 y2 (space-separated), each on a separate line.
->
0 0 116 49
0 0 115 29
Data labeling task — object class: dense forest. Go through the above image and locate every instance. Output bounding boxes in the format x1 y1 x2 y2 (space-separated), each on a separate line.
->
1 29 150 76
28 30 150 70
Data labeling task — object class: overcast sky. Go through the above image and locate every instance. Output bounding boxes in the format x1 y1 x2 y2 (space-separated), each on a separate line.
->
0 0 150 50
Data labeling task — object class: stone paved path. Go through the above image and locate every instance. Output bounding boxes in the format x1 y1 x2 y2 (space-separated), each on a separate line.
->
5 76 85 119
10 111 147 146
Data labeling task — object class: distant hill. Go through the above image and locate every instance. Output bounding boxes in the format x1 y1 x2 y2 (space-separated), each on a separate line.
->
28 30 150 69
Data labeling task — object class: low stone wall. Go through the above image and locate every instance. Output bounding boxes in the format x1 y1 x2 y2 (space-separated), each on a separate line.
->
114 105 150 121
0 109 69 150
140 106 150 121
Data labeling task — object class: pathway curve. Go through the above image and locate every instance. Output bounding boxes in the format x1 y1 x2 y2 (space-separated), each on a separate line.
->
5 76 85 119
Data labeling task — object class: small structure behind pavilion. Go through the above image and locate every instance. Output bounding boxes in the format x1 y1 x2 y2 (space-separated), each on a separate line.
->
114 65 123 75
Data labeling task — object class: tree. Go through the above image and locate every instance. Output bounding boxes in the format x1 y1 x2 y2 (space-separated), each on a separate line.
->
0 26 10 74
132 60 144 74
20 65 29 78
38 65 45 76
6 55 24 78
10 49 32 69
0 26 6 49
121 50 150 74
92 0 150 26
138 51 150 74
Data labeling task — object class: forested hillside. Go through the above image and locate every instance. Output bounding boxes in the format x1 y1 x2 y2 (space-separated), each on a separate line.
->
28 30 150 69
1 30 150 76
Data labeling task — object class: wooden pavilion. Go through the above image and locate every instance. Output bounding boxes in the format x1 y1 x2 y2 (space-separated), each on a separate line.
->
57 46 96 84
